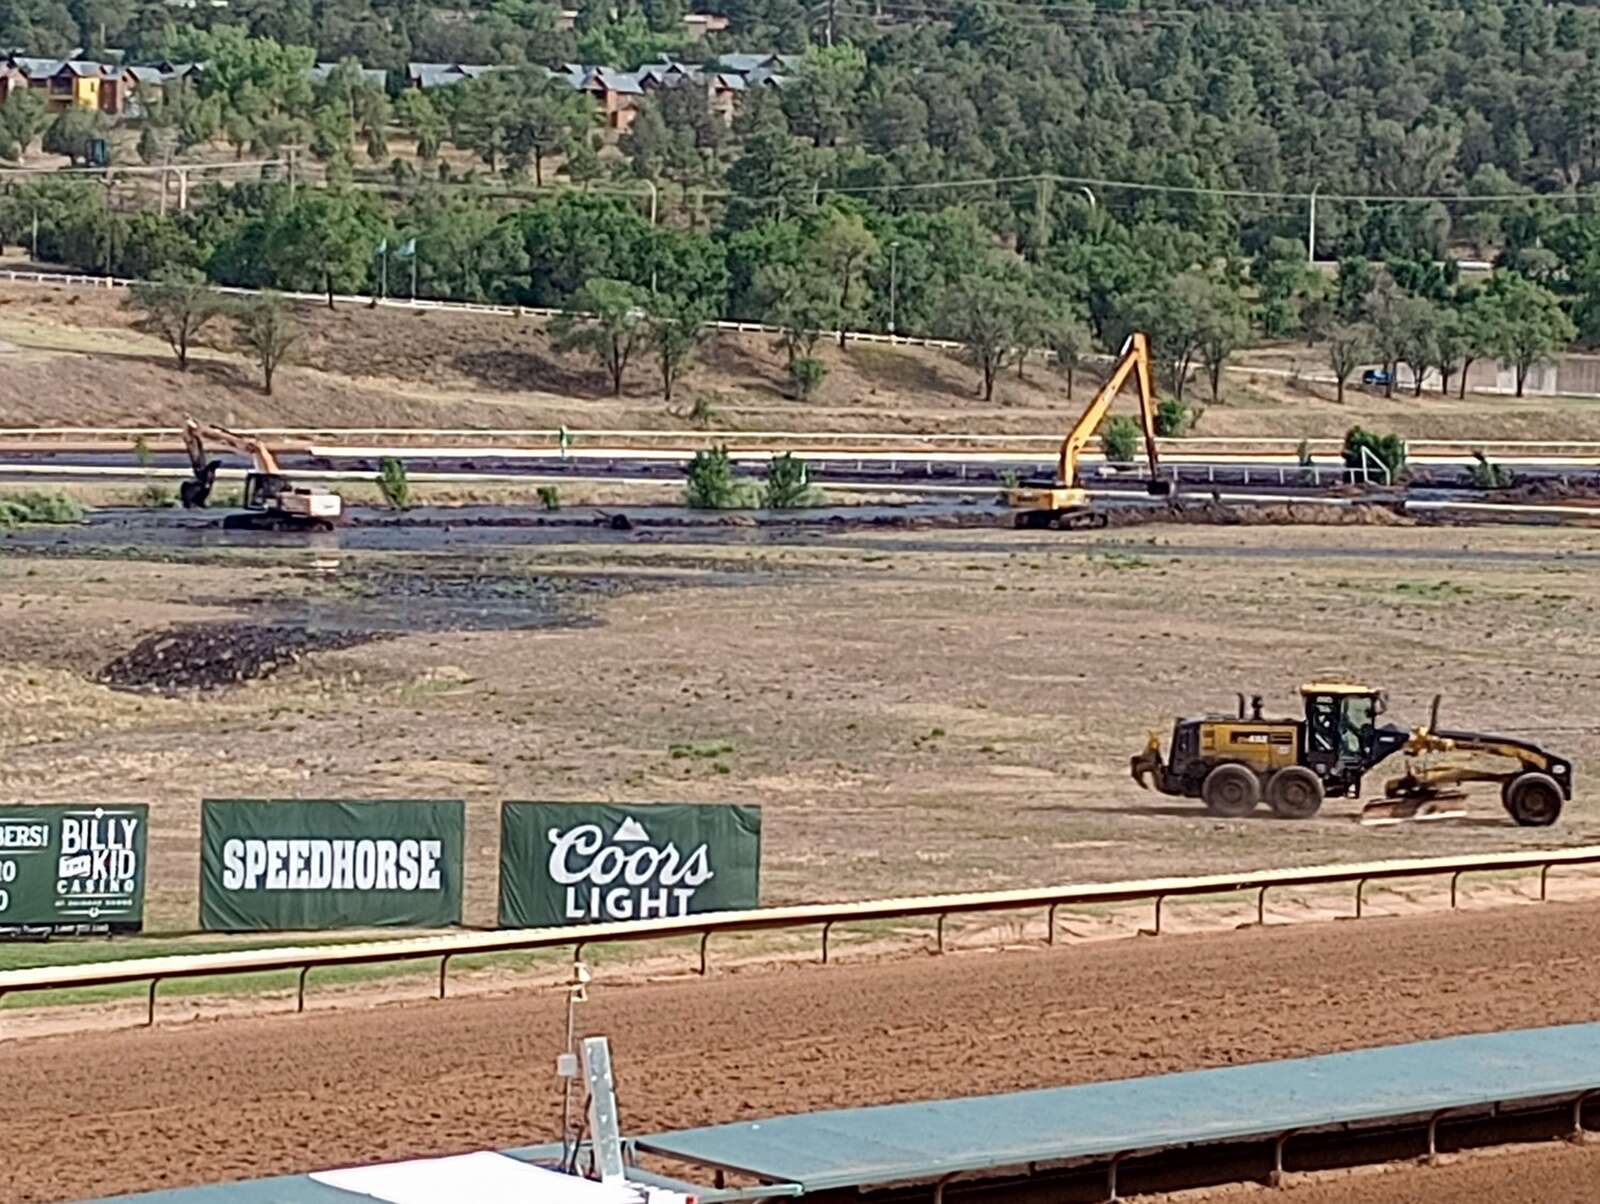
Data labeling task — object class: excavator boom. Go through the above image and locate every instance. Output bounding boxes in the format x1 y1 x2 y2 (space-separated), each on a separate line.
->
1055 331 1162 489
184 420 282 476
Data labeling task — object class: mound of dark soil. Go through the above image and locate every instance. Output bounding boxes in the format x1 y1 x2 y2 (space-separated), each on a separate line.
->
98 623 377 693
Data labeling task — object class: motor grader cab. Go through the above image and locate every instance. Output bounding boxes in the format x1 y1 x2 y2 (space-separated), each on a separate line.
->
1130 682 1411 819
1132 684 1574 825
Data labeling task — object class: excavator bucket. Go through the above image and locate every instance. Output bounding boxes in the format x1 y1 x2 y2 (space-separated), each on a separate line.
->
1130 734 1164 790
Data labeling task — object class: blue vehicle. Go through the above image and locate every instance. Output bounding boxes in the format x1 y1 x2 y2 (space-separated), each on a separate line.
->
1361 368 1393 388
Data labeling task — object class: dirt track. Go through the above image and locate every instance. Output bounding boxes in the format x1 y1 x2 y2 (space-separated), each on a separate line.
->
7 901 1600 1202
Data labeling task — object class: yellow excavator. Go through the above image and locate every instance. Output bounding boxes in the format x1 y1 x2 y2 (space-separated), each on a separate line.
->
181 419 344 531
1006 330 1172 529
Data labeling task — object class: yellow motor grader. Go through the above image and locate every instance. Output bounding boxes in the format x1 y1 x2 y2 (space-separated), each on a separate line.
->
1130 683 1572 826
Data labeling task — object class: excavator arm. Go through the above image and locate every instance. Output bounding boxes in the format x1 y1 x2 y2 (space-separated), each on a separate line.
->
184 419 282 476
1055 331 1162 488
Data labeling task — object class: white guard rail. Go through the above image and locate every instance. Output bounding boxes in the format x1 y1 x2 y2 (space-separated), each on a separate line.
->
3 846 1598 1029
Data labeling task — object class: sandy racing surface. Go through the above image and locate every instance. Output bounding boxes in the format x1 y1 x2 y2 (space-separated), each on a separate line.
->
6 900 1600 1202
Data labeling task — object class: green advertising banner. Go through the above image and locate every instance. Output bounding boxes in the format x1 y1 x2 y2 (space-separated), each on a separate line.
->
498 802 761 928
0 804 149 934
200 799 464 931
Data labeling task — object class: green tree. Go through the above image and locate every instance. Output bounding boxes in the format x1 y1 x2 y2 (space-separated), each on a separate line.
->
784 44 866 147
813 209 878 348
1395 296 1441 397
1197 284 1250 403
1361 271 1406 398
395 89 445 162
755 262 837 368
41 108 107 167
1478 274 1577 396
508 75 594 186
1047 315 1093 400
936 263 1031 403
1326 322 1373 405
646 292 710 402
233 292 301 395
127 266 226 371
0 89 48 164
552 277 649 395
1253 237 1311 337
264 191 384 308
1432 309 1469 398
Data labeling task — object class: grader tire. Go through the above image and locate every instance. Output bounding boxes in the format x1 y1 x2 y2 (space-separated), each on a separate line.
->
1265 766 1325 819
1202 763 1261 818
1504 771 1563 827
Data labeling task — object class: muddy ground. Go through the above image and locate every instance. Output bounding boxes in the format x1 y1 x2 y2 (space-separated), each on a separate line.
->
6 901 1600 1202
3 521 1600 929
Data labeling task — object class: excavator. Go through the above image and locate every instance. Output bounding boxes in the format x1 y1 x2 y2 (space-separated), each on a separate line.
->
181 419 344 532
1130 682 1573 826
1006 330 1172 529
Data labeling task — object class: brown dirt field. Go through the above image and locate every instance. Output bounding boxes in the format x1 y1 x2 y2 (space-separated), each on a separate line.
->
6 523 1600 929
6 901 1600 1202
1271 1143 1600 1204
8 276 1600 438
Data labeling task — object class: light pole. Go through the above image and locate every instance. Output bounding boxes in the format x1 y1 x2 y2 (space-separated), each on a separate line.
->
888 240 899 338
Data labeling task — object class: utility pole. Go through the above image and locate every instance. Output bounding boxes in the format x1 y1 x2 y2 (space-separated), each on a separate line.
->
888 240 899 337
1307 185 1318 265
826 0 835 45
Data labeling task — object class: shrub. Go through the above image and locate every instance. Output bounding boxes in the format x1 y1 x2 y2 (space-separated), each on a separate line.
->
376 457 411 510
1154 397 1190 437
1100 415 1140 463
1469 451 1515 490
537 484 561 511
138 484 177 508
0 491 85 526
762 453 817 509
685 445 749 509
790 356 827 400
687 394 717 428
1342 426 1407 482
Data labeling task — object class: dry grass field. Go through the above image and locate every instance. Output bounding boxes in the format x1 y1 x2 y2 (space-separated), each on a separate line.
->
8 276 1600 438
5 521 1599 929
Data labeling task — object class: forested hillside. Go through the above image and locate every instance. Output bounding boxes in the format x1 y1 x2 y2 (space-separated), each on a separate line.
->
4 0 1600 403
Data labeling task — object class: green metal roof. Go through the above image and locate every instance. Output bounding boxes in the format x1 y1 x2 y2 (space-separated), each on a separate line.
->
89 1023 1600 1202
636 1022 1600 1191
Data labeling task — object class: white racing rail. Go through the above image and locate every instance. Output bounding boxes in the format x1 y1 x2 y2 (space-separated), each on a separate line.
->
3 845 1598 1029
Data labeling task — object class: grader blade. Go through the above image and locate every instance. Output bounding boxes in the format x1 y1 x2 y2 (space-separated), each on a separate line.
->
1359 791 1469 827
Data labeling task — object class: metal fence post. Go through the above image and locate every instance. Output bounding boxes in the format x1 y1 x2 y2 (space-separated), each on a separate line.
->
821 921 834 964
297 965 311 1013
698 931 711 976
438 954 451 1000
1046 902 1058 946
147 976 160 1026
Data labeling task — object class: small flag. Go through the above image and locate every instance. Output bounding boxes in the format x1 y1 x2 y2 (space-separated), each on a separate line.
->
397 238 416 257
376 237 388 254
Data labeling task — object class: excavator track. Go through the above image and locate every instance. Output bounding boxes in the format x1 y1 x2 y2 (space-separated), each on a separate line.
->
221 512 337 533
